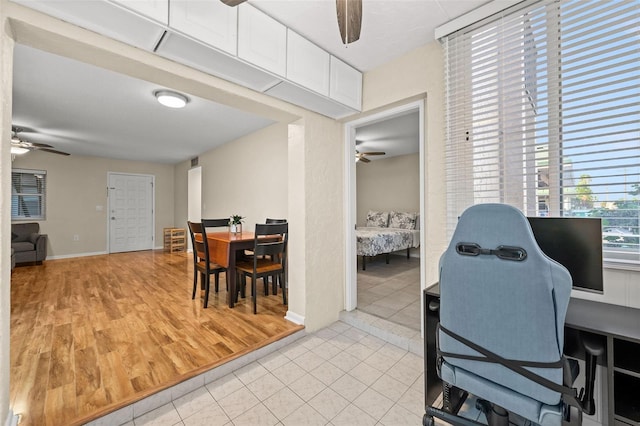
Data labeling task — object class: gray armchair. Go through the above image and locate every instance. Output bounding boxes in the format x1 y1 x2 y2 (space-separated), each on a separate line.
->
11 222 47 265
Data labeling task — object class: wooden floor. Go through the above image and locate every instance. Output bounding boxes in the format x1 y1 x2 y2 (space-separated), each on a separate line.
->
10 250 302 426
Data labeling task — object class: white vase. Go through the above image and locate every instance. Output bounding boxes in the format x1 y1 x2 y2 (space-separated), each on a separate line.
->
230 223 242 234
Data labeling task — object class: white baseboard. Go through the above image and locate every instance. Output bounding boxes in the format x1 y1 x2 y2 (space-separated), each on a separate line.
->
5 410 18 426
47 251 107 260
285 311 304 325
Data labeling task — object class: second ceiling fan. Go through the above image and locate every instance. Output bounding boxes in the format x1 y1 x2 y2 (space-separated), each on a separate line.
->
355 149 385 163
220 0 362 45
11 126 70 156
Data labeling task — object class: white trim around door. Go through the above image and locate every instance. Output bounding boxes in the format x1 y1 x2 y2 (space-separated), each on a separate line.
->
343 100 426 329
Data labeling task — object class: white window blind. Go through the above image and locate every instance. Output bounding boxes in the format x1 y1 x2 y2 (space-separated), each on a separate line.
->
443 0 640 266
12 169 47 220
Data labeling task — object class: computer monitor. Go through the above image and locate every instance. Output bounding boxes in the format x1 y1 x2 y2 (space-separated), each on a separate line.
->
527 217 604 294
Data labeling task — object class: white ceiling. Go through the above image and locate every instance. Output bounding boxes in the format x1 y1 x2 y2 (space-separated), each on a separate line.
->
356 111 420 161
251 0 489 72
11 0 492 164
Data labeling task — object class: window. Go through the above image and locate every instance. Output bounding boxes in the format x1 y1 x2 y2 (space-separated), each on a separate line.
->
12 169 47 220
442 0 640 266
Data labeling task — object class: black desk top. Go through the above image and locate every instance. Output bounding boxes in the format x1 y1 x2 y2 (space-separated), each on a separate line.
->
425 283 640 343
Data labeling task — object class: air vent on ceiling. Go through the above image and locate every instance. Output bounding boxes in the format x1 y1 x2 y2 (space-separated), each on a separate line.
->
191 157 199 167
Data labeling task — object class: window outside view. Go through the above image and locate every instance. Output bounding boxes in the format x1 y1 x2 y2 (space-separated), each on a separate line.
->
464 0 639 265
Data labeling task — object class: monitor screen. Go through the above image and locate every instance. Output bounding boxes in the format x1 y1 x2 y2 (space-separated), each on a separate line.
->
527 217 604 294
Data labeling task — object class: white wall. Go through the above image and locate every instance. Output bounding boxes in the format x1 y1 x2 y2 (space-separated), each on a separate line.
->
356 153 419 226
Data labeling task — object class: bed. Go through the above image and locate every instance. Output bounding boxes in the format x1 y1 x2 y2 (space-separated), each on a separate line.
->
356 211 420 270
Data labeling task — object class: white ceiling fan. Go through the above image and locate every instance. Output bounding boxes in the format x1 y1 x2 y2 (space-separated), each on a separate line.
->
220 0 362 45
11 126 70 156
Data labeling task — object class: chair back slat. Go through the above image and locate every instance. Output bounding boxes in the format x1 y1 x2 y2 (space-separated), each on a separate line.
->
202 218 229 228
265 218 287 224
254 241 285 257
253 222 288 269
255 223 288 238
187 221 210 266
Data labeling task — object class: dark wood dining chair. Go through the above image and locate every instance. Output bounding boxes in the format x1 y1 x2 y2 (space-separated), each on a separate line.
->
242 218 286 262
187 221 226 308
235 223 288 314
262 218 287 291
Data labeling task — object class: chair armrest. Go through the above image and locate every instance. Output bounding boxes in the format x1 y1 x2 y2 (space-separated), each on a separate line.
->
29 233 40 245
579 332 605 416
33 234 48 261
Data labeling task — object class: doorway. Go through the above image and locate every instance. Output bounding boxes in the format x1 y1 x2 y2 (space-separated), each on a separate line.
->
187 166 202 251
108 172 155 253
344 100 425 332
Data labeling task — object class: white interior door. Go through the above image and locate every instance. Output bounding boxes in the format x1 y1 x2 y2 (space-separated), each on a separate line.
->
108 172 154 253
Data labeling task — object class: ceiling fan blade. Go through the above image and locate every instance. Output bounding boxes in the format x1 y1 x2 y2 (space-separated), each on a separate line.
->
38 147 70 156
359 156 371 163
28 141 54 148
220 0 246 6
336 0 362 45
361 151 385 156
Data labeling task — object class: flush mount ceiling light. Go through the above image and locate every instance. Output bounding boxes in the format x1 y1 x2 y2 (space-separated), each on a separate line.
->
154 90 189 109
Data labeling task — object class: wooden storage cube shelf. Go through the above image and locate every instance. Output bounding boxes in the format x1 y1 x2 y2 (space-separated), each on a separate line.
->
164 228 186 253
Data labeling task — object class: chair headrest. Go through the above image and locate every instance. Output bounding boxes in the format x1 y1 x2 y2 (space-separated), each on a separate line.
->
450 204 543 261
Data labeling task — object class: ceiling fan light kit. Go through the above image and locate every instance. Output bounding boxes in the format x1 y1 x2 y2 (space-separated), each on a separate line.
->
154 90 189 108
11 146 29 155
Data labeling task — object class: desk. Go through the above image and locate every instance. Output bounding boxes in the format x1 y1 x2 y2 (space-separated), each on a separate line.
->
424 284 640 425
204 231 256 308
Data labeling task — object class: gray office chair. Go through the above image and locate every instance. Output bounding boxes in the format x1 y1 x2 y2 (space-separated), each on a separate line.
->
425 204 598 426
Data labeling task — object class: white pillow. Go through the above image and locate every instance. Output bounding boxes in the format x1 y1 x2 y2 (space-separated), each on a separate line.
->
365 211 389 227
389 211 417 229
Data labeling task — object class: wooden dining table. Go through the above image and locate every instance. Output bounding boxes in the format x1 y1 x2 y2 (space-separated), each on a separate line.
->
196 231 256 308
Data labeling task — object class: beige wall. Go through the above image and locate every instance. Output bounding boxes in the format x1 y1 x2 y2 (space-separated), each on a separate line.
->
174 123 289 231
11 152 175 257
356 153 419 226
298 115 344 329
198 122 288 229
361 42 448 285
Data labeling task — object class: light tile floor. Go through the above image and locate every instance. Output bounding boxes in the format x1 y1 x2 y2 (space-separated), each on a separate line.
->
106 321 426 426
357 255 421 331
